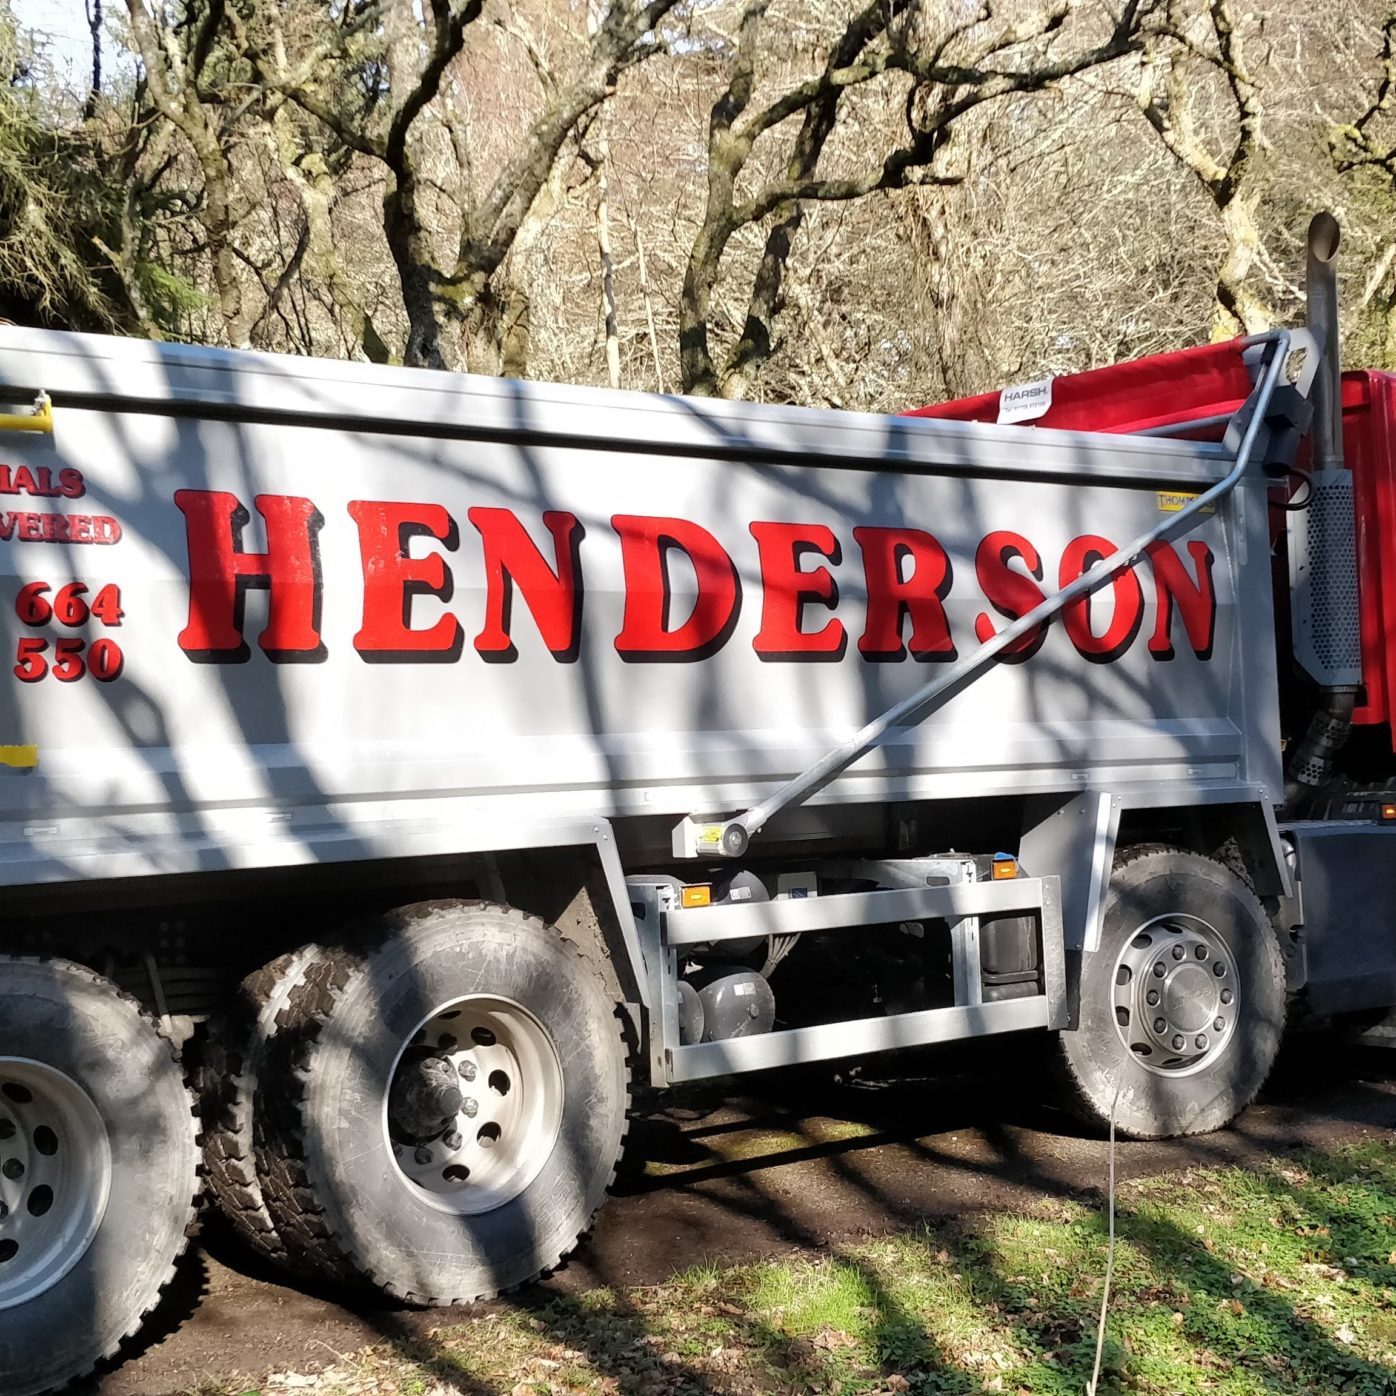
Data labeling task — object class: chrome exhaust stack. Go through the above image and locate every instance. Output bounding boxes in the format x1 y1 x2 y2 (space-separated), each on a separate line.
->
1306 211 1344 474
1285 212 1359 810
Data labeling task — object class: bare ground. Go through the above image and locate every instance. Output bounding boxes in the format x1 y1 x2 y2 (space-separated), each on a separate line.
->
90 1036 1396 1396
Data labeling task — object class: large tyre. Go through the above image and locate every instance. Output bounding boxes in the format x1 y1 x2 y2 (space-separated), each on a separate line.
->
255 902 630 1303
195 946 321 1272
0 957 201 1396
1058 845 1286 1139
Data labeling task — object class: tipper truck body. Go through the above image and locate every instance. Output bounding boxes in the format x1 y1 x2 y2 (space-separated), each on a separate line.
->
2 216 1393 1394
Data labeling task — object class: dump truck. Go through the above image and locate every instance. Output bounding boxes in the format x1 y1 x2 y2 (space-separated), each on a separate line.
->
2 214 1394 1394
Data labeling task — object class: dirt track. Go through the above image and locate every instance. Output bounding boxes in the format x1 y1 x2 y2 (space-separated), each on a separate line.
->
91 1038 1396 1396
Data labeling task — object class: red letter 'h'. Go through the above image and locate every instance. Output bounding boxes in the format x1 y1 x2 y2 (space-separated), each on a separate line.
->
176 490 323 660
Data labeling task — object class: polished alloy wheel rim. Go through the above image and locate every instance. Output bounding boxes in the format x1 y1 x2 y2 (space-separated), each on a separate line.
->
0 1057 112 1309
384 996 564 1216
1111 914 1238 1076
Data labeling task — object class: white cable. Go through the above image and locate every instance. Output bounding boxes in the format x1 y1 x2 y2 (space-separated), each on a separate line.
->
1086 1080 1122 1396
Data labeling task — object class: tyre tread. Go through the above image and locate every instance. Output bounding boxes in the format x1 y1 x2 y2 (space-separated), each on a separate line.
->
195 947 322 1271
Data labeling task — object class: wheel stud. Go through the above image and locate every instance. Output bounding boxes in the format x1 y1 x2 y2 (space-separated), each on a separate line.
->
1152 962 1166 978
1153 1017 1167 1033
1195 945 1208 960
462 1098 479 1119
414 1146 433 1166
2 1159 22 1180
1220 988 1233 1004
443 1130 462 1151
1146 989 1160 1006
1195 1034 1208 1050
458 1060 477 1082
0 1120 12 1142
1172 945 1185 961
1213 962 1226 977
1171 1034 1185 1050
1214 1016 1225 1031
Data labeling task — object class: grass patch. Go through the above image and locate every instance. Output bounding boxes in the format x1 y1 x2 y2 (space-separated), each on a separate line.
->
223 1140 1396 1395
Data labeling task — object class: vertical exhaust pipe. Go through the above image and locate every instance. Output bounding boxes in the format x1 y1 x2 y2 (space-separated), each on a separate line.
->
1286 212 1358 812
1306 211 1344 473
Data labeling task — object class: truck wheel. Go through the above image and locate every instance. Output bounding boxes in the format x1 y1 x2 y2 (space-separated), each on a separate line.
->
256 902 630 1303
1058 845 1286 1139
196 946 321 1272
0 958 201 1396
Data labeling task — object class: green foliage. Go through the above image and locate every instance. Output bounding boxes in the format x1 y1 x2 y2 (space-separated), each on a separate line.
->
138 262 211 324
0 10 121 329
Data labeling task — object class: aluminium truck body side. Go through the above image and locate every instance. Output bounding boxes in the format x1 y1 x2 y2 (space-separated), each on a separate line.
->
0 329 1281 907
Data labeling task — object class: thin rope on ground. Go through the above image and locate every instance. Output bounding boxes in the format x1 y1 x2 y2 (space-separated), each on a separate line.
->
1086 1079 1122 1396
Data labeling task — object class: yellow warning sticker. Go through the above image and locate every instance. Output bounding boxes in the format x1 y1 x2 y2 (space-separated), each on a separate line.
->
0 745 37 769
1157 491 1215 514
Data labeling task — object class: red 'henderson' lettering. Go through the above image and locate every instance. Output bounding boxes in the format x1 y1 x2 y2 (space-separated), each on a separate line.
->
173 490 1217 666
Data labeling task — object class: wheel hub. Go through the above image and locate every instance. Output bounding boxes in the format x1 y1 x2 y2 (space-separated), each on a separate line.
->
387 1053 464 1141
1112 916 1236 1073
0 1058 111 1310
385 997 563 1216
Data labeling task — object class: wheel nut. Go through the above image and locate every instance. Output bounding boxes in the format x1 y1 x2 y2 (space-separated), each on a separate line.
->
1214 1017 1225 1031
414 1146 433 1166
0 1120 13 1141
2 1158 22 1180
1172 945 1185 961
1195 945 1208 960
1153 1017 1167 1033
462 1098 479 1119
1171 1034 1185 1051
458 1061 477 1082
1195 1034 1208 1050
443 1130 463 1151
1220 988 1233 1005
1146 989 1160 1007
1213 962 1226 977
1153 962 1166 978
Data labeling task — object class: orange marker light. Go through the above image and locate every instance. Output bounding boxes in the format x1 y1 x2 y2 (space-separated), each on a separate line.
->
681 885 712 908
992 859 1018 880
